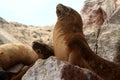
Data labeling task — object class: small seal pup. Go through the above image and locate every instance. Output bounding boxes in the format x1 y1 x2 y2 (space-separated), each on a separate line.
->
32 40 54 59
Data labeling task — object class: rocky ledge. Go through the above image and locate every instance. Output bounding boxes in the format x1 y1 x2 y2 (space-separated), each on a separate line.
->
22 57 103 80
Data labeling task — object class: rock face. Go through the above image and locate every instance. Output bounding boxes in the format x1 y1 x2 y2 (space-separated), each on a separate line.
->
81 0 120 62
98 24 120 62
109 8 120 24
83 0 120 18
81 0 107 52
0 28 20 44
22 57 103 80
97 12 120 62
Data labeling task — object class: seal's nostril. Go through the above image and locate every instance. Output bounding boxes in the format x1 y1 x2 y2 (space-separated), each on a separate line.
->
57 4 64 8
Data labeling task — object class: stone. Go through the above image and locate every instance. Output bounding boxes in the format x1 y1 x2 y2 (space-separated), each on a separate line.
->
97 24 120 62
0 28 20 44
22 57 103 80
81 0 107 53
83 6 120 62
81 0 120 62
109 8 120 24
96 7 120 62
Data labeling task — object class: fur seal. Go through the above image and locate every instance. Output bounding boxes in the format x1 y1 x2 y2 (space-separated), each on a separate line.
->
32 40 54 59
53 4 120 80
0 42 54 80
53 3 84 61
0 43 39 70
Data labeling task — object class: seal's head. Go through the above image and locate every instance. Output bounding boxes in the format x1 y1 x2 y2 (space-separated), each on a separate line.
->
56 4 71 17
32 40 54 59
55 4 83 33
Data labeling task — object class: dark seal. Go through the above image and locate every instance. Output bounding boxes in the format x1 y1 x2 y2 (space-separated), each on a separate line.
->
32 40 54 59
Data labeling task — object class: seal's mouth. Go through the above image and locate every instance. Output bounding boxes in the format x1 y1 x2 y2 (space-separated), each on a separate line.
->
56 4 71 17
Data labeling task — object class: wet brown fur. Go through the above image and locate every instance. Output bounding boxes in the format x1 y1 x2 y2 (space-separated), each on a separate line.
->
0 42 55 80
0 43 39 70
53 4 120 80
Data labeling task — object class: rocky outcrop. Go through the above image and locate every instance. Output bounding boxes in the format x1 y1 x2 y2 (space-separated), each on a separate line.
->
97 8 120 62
81 0 120 62
81 0 107 29
83 0 120 18
109 8 120 24
81 0 107 52
97 24 120 62
22 57 103 80
0 18 53 45
81 0 119 52
3 24 53 45
0 28 20 44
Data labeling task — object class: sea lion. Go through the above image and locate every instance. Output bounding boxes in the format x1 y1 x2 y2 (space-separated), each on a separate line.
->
53 4 120 80
0 43 39 70
0 42 55 80
53 3 85 61
32 40 54 59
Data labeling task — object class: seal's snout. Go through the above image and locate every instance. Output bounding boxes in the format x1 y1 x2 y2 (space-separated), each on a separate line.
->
32 40 42 50
56 4 64 10
32 40 42 46
56 4 71 17
32 41 39 47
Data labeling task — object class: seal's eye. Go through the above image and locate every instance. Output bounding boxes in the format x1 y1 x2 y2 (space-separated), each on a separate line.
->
56 9 62 16
36 49 41 54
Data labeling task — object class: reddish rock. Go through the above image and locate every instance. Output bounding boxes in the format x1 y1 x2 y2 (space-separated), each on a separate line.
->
22 57 103 80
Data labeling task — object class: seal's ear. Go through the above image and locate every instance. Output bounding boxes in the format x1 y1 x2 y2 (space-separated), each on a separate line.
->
56 4 71 17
